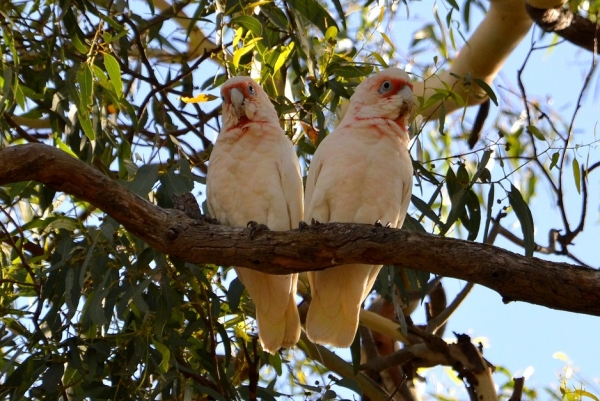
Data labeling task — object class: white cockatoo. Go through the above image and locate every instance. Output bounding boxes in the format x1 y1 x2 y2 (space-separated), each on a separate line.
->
304 68 415 347
206 76 303 353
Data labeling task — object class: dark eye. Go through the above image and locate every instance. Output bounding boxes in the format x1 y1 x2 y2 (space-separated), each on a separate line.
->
248 84 256 95
379 80 393 94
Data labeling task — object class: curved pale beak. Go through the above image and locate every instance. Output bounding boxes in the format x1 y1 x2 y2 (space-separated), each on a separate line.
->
229 88 245 118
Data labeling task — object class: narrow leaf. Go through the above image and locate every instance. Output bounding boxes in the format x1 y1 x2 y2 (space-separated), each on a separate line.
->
180 93 218 103
230 15 263 37
104 53 123 98
508 184 535 257
55 137 78 158
549 151 560 170
77 64 93 111
572 157 581 194
152 339 171 373
77 112 95 140
527 125 545 141
473 78 498 106
286 0 338 34
483 183 495 244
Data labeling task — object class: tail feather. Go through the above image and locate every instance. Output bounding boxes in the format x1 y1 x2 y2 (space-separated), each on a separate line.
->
306 264 382 347
236 267 300 353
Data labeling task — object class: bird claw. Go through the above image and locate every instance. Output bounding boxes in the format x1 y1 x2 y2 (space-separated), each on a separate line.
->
310 218 321 226
247 221 269 238
374 220 392 228
299 221 309 230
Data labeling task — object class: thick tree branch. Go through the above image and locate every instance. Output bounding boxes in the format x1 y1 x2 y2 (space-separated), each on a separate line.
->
1 144 600 317
526 3 600 53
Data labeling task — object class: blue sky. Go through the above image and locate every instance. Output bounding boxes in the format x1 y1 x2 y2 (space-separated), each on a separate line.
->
394 1 600 395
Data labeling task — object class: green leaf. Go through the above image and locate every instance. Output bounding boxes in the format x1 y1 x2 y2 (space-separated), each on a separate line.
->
152 339 171 373
273 42 295 73
411 195 442 226
230 15 263 37
527 125 545 141
327 79 350 98
483 183 495 244
464 189 481 241
227 277 244 313
122 163 160 198
104 53 123 98
77 112 95 140
77 64 93 111
438 102 446 135
550 151 560 170
473 78 498 106
508 184 535 257
572 157 581 194
232 37 262 68
327 64 373 78
286 0 338 34
325 25 338 42
55 137 78 158
334 378 362 397
471 150 492 184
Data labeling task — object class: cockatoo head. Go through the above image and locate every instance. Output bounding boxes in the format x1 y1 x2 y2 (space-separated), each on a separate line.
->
221 76 279 128
345 67 415 131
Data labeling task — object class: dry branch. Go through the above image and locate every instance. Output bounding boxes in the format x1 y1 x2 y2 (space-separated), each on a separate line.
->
1 144 600 317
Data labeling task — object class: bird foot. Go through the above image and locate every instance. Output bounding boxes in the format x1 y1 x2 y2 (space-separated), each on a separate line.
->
299 221 309 230
247 221 269 238
373 220 391 228
310 218 322 226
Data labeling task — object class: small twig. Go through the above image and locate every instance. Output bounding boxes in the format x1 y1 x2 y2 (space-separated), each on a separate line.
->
509 376 525 401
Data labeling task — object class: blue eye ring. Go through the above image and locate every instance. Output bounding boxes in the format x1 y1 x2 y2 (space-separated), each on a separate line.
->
248 84 256 95
379 80 393 94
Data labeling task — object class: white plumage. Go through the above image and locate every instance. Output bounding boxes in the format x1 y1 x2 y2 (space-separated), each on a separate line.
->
206 76 303 353
304 68 415 347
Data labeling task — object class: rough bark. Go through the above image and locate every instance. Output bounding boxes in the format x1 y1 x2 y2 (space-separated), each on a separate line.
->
526 3 600 53
1 144 600 317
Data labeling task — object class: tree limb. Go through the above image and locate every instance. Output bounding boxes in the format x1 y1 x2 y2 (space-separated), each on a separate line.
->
526 3 600 53
1 144 600 317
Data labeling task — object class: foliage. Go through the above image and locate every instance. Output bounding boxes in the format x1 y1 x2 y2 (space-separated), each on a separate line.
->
0 0 599 399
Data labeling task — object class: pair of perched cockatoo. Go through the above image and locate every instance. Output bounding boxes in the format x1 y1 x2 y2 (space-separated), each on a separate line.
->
206 68 414 353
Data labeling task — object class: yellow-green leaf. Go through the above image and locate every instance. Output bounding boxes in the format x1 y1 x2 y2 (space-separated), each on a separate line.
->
180 93 218 103
78 112 95 140
550 151 560 170
380 32 394 50
573 157 581 194
77 64 93 111
527 125 545 141
104 53 123 99
325 26 338 42
232 37 262 68
273 42 295 73
377 6 385 24
152 339 171 373
55 137 78 158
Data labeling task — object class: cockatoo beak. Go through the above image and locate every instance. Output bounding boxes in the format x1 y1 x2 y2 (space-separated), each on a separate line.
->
396 86 415 128
229 88 245 119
